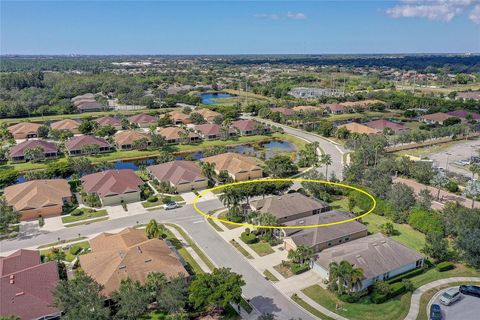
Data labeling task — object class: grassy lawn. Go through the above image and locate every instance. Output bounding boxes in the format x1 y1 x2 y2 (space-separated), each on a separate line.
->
40 241 90 262
409 264 480 288
61 208 108 224
230 239 253 259
291 294 335 320
330 196 364 215
166 224 216 271
263 269 279 282
163 228 204 275
218 212 242 229
361 213 426 252
65 217 109 227
302 284 411 320
248 241 274 256
273 262 295 278
142 199 164 208
206 217 224 232
37 236 87 249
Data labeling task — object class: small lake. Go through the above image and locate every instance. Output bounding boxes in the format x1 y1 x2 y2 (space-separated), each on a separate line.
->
200 92 236 105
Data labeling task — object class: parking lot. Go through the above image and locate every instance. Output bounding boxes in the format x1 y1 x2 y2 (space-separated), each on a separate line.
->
428 139 480 178
430 286 480 320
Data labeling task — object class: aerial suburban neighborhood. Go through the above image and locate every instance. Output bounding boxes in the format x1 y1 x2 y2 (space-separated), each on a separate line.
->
1 1 480 320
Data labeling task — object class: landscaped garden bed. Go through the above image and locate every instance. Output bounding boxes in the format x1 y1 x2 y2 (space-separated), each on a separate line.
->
62 208 108 224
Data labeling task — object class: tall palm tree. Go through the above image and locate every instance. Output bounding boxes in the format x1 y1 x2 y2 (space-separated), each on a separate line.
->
201 162 216 181
145 219 160 239
349 267 364 292
320 154 333 180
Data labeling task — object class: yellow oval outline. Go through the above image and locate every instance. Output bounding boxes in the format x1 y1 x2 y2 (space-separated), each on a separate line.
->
193 178 376 229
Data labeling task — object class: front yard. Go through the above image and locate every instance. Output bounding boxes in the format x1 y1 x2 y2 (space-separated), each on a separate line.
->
248 241 274 256
141 194 185 208
61 208 108 224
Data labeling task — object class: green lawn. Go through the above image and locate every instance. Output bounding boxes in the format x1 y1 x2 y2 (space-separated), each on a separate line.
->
206 217 224 232
230 239 253 259
40 241 90 262
65 217 109 227
61 208 108 224
263 269 279 282
302 285 411 320
249 241 274 256
218 212 242 229
291 294 335 320
163 228 204 275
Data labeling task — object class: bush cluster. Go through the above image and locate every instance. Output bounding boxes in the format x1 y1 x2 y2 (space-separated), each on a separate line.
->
436 261 455 272
240 231 258 244
408 208 444 235
290 263 310 275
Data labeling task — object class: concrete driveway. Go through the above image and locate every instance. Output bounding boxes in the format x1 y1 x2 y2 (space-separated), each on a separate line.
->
430 286 480 320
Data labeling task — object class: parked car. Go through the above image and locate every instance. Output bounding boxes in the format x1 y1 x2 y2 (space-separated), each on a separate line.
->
165 201 179 210
429 304 442 320
459 285 480 298
439 288 461 306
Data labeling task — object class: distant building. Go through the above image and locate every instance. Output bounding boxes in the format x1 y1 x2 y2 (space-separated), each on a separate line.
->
50 119 80 134
365 119 407 133
202 152 263 181
4 179 72 220
95 116 122 130
72 93 105 112
289 87 345 99
168 111 191 125
270 107 295 117
338 122 380 135
232 119 269 136
456 91 480 101
419 112 452 125
147 160 208 192
0 250 61 320
128 113 158 128
194 108 221 123
7 122 41 140
195 123 236 140
447 110 480 121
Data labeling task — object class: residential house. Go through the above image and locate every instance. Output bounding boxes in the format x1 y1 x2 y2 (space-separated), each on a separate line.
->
80 169 144 206
147 160 208 192
270 107 295 117
7 122 41 140
113 130 151 150
339 99 384 112
4 179 73 220
365 119 407 133
282 210 368 252
249 192 330 224
50 118 80 134
79 228 188 296
419 112 451 125
157 127 200 144
95 116 123 130
75 100 104 112
65 135 111 156
202 152 263 181
168 111 191 125
128 113 158 128
338 122 380 135
194 108 221 123
194 123 236 140
314 233 425 290
232 119 269 136
9 139 59 162
0 250 61 320
456 91 480 101
323 103 346 114
292 105 327 114
447 110 480 122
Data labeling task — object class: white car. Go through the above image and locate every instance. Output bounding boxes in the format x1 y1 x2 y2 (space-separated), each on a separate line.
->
164 201 179 210
439 288 461 306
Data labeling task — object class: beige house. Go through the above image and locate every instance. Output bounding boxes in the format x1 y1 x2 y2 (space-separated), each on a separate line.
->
50 119 80 134
157 127 200 144
195 108 221 123
338 122 380 135
113 130 152 150
80 169 144 206
7 122 42 139
4 179 73 221
147 160 208 192
202 152 263 181
168 111 191 125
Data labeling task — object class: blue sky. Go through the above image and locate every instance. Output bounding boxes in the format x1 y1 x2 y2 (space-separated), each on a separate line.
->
1 1 479 54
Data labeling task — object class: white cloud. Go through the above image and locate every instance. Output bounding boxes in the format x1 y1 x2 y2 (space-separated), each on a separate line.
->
255 12 307 21
386 0 480 23
469 4 480 23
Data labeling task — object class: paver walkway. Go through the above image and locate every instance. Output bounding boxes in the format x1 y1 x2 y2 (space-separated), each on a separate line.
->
404 277 480 320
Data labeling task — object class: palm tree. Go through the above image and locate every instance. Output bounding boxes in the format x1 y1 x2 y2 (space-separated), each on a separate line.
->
201 162 216 181
464 179 480 209
253 212 278 236
328 260 353 295
430 172 449 200
349 267 364 292
320 154 333 180
145 219 160 239
468 164 480 180
288 245 314 265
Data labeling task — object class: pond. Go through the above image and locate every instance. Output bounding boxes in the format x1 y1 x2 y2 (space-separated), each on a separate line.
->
200 92 236 105
15 140 297 182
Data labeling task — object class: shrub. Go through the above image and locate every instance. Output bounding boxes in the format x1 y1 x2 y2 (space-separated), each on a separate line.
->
240 231 258 244
69 245 82 255
387 268 425 284
38 216 45 227
290 263 310 275
446 181 459 193
402 279 415 292
408 208 444 235
71 209 83 216
162 196 172 204
436 261 455 272
147 195 158 203
371 291 389 304
389 282 406 298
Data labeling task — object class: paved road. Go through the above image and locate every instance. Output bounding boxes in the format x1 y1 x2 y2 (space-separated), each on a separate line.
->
249 116 347 179
0 199 315 320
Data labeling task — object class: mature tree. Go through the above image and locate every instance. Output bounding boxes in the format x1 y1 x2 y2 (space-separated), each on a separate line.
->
156 275 188 313
157 114 172 127
217 170 233 184
150 132 166 148
132 137 150 150
68 157 95 176
380 222 395 236
298 142 319 167
430 173 449 200
387 183 416 212
156 151 174 164
44 247 67 279
464 179 480 209
94 124 117 137
145 219 161 239
53 272 109 320
189 112 206 125
0 198 20 233
328 260 363 295
213 115 224 125
112 278 150 320
189 268 245 311
417 188 433 210
468 163 480 180
320 154 333 180
78 118 96 134
37 124 50 138
456 228 480 267
253 212 278 236
201 161 216 181
264 155 297 178
50 128 73 141
24 146 44 162
422 231 450 262
81 144 100 155
287 245 314 265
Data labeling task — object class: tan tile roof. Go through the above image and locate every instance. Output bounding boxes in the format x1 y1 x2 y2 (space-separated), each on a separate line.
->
339 99 384 108
71 93 95 102
195 108 221 122
232 119 257 132
65 135 110 151
338 123 380 135
9 139 58 158
271 107 295 116
251 193 328 220
128 113 158 124
422 112 451 122
365 119 406 131
80 228 188 296
50 119 79 131
168 111 191 124
203 152 261 174
95 116 122 127
4 179 72 211
316 233 424 279
7 122 41 137
81 169 144 197
113 130 151 146
157 127 198 140
147 160 206 185
292 106 324 112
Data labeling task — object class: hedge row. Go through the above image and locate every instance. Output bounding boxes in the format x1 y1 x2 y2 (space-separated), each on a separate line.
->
408 208 444 235
436 261 455 272
291 263 310 275
371 282 407 304
386 267 424 284
240 232 258 244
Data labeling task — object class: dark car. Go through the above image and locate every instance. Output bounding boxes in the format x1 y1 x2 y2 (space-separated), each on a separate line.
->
459 285 480 297
430 304 442 320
